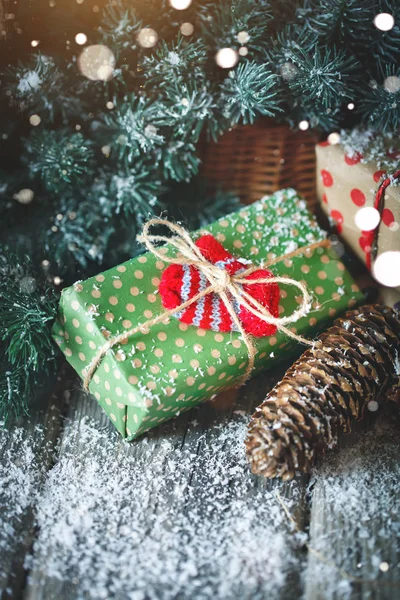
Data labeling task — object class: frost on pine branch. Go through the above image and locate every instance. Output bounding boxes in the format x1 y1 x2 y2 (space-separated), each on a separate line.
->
0 253 58 423
22 129 96 194
0 0 399 285
340 126 400 172
221 63 282 125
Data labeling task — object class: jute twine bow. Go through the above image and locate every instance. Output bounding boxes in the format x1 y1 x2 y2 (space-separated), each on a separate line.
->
83 219 330 391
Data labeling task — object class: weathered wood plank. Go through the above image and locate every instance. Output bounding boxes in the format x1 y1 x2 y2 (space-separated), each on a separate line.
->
24 367 310 600
5 364 398 600
304 411 400 600
0 376 66 600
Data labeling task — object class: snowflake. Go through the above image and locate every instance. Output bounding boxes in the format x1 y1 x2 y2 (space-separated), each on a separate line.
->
168 51 180 66
17 71 42 94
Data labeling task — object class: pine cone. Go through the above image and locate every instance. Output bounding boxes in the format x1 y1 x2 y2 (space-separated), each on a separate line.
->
245 304 400 480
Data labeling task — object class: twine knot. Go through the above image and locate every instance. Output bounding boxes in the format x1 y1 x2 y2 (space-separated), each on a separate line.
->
210 266 232 293
83 218 329 391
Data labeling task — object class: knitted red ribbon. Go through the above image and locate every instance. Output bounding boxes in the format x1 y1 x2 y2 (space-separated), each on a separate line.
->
159 234 280 337
361 170 400 270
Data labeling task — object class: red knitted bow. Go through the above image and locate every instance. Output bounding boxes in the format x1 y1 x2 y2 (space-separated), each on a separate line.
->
159 234 280 337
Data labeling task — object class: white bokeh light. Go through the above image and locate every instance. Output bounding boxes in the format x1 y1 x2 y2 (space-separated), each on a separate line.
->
14 189 34 204
347 102 355 110
373 251 400 287
237 31 250 44
215 48 239 69
137 28 158 48
383 75 400 93
280 62 298 81
78 45 115 81
29 114 41 126
31 40 40 47
180 22 194 36
327 132 340 145
75 33 87 45
368 400 379 412
373 13 395 31
170 0 192 9
354 207 380 231
299 120 309 131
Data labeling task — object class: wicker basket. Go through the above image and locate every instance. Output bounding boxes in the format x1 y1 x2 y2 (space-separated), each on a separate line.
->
200 119 319 211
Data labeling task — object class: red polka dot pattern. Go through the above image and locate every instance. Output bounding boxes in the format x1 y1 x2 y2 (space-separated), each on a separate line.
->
345 152 363 166
373 170 386 183
321 169 333 187
382 208 395 227
359 234 372 253
318 140 330 147
350 188 366 207
322 193 328 204
330 209 344 233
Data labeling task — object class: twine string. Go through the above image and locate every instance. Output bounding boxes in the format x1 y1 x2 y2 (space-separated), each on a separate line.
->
83 219 330 391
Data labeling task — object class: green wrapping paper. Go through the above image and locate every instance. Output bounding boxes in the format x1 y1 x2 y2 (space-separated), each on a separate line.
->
53 188 364 439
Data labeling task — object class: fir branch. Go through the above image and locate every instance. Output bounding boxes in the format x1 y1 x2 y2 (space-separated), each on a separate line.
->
104 164 164 218
287 100 342 131
200 0 272 56
159 80 221 142
98 0 142 53
220 62 282 125
142 35 207 87
359 67 400 132
369 1 400 68
299 0 375 44
160 141 201 182
264 24 318 73
22 129 96 194
0 252 58 422
285 45 358 109
1 0 400 294
44 197 114 275
104 94 165 164
4 54 80 122
0 356 30 423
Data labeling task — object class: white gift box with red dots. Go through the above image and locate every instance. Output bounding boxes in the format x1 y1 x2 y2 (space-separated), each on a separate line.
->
316 141 399 284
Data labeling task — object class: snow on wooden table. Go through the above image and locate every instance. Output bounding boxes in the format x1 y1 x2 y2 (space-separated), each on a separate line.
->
0 367 399 600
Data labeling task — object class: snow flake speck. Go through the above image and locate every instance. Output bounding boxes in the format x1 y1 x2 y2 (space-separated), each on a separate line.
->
25 415 302 599
17 71 42 94
167 51 180 66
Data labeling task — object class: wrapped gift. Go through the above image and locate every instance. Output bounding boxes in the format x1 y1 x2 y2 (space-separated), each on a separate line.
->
316 140 400 287
53 188 364 440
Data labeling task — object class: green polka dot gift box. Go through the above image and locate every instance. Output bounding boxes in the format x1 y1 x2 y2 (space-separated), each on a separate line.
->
52 188 365 440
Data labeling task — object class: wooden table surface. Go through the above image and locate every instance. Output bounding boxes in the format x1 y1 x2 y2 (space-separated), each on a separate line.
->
1 364 399 600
